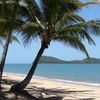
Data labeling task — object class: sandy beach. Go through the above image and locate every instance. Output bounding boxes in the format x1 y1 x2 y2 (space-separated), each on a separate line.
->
1 72 100 100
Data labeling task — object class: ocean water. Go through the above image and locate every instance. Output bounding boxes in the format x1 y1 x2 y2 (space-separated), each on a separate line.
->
4 64 100 86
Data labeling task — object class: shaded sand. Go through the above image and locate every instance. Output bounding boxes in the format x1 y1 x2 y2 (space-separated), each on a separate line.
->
1 72 100 100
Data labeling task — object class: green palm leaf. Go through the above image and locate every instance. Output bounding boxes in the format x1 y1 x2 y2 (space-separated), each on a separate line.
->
61 13 85 25
10 35 20 44
54 35 89 58
18 0 100 57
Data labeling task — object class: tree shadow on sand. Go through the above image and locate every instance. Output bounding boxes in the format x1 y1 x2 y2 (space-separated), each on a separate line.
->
1 79 95 100
26 86 94 100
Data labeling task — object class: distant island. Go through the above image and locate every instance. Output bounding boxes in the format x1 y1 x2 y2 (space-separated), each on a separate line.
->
39 56 100 64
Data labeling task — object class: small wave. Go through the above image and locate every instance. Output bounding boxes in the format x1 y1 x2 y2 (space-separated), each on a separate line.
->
3 72 26 77
34 76 100 87
4 72 100 87
54 79 100 87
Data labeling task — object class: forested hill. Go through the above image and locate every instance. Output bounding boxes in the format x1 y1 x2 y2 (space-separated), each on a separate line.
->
39 56 100 63
39 56 66 63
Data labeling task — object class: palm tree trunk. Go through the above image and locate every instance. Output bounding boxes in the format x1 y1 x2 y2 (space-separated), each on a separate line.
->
10 42 46 92
0 32 11 90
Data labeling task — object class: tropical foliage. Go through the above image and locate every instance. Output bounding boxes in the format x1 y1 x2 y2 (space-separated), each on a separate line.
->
0 0 22 89
0 33 19 46
9 0 100 92
0 0 100 92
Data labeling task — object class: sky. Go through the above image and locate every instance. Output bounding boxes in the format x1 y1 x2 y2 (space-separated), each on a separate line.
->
0 0 100 63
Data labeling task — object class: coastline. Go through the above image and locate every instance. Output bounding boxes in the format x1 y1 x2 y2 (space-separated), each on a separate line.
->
2 72 100 100
4 72 100 87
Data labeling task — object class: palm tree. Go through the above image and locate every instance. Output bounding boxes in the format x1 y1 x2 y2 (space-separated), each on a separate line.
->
0 0 26 89
0 1 16 90
0 33 19 88
10 0 100 92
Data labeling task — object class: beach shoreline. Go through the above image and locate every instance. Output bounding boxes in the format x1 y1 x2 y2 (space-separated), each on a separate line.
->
3 72 100 87
2 72 100 100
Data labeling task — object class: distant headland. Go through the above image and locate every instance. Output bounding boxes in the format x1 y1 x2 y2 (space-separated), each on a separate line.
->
39 56 100 64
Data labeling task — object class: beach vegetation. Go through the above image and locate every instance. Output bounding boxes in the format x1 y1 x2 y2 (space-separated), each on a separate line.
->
0 0 22 90
10 0 100 92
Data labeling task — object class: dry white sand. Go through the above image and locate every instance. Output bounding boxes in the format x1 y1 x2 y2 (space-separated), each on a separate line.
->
2 72 100 100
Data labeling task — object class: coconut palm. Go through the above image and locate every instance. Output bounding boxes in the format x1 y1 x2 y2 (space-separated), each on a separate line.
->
0 1 16 88
0 33 19 88
9 0 100 92
0 0 26 89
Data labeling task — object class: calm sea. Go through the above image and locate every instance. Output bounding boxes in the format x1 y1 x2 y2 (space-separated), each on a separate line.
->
4 64 100 86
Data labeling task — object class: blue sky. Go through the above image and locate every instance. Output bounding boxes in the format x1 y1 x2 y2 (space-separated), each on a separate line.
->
0 0 100 63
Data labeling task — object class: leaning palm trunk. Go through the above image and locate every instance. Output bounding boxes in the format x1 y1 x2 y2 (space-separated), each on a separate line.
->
10 42 46 92
0 32 11 89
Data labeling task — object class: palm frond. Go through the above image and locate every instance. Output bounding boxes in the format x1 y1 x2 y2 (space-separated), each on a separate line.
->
0 0 17 19
0 15 25 33
74 1 99 8
54 35 89 58
19 0 44 29
25 0 41 17
20 23 40 46
39 0 82 25
57 19 100 44
0 31 19 45
60 13 85 26
58 28 96 45
0 1 24 32
0 38 3 46
85 20 100 36
10 35 20 44
80 30 96 45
